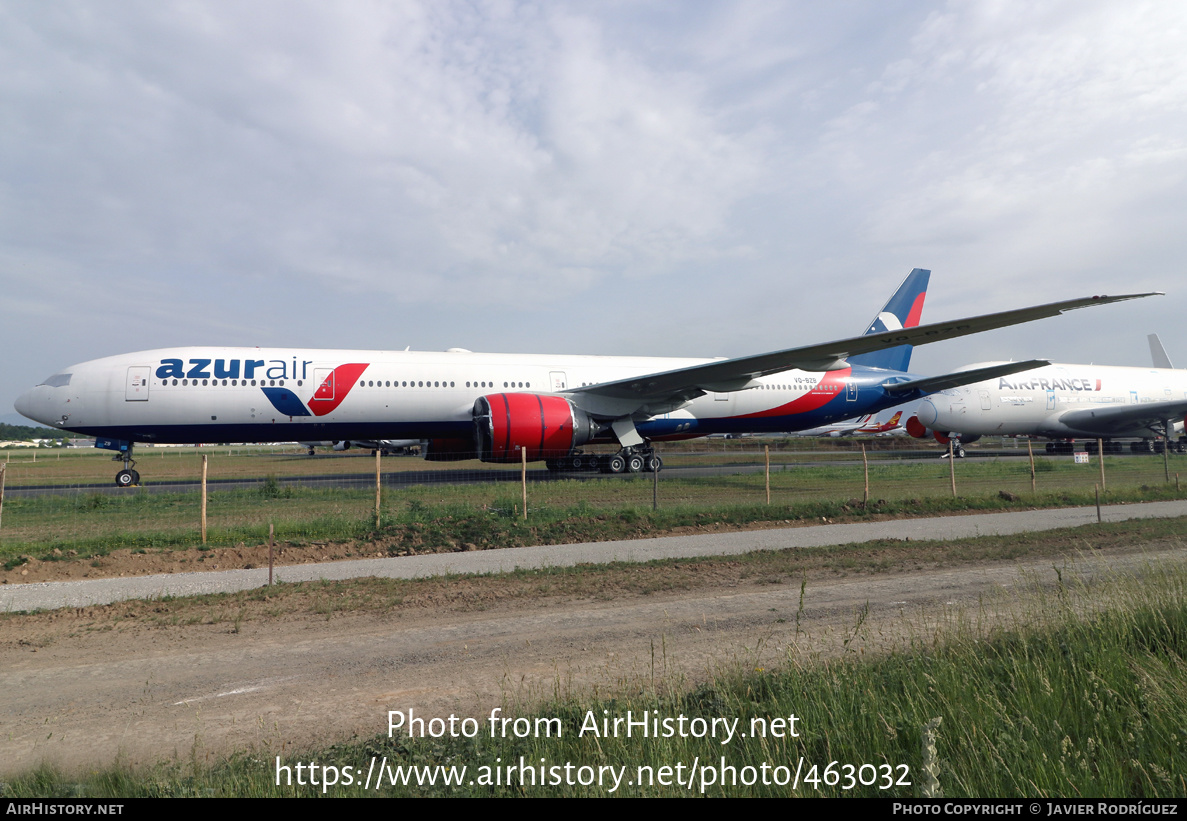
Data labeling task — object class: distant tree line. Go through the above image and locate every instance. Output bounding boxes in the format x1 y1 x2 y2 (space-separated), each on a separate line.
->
0 423 71 443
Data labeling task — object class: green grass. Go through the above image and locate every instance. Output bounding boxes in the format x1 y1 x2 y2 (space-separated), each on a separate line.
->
3 453 1186 564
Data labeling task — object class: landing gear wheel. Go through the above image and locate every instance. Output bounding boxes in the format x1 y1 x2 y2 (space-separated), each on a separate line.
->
626 453 644 473
646 455 663 472
116 469 136 488
955 445 966 458
606 453 626 474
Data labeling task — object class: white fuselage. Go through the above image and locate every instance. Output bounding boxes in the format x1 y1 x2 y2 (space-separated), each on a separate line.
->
14 346 886 445
917 363 1187 439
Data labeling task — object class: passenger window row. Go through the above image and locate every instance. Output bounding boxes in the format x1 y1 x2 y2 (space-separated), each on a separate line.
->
355 380 533 389
161 379 300 387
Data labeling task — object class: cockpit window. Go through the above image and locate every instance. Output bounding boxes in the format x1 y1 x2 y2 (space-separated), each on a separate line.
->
39 373 72 387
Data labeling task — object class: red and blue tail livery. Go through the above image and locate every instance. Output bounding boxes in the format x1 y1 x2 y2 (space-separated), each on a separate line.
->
848 267 928 372
15 271 1158 485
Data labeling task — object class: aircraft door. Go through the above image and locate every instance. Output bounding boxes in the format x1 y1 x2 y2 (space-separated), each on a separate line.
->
979 390 991 410
550 371 568 391
846 380 857 402
1046 390 1056 411
125 366 150 401
312 369 335 402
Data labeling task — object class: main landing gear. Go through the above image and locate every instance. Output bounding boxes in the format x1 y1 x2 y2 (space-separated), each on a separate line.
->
546 444 663 474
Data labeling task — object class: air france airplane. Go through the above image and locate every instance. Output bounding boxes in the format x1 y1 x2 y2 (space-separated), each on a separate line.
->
907 361 1187 455
14 269 1156 486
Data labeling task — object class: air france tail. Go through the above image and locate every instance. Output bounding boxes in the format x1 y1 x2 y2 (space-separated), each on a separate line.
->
848 267 930 372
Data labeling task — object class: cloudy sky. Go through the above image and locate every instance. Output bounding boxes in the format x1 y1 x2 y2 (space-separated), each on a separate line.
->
4 1 1185 421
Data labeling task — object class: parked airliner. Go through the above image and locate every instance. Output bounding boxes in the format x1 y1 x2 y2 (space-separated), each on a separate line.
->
14 269 1156 485
791 411 904 438
301 439 420 456
907 361 1187 455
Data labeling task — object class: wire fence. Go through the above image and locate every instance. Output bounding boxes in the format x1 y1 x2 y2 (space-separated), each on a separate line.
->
2 438 1185 555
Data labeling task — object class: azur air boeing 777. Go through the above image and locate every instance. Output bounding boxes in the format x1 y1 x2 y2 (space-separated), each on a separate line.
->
14 269 1157 486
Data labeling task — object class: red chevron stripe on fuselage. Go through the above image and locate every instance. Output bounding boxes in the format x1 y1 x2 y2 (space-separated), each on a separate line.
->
732 368 852 420
307 363 369 416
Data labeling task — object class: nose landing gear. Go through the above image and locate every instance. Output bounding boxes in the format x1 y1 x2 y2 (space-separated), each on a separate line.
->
95 437 141 486
113 448 140 487
115 465 141 487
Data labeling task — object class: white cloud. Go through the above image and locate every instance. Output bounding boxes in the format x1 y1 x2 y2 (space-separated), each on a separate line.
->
3 1 1187 411
2 1 768 317
828 1 1187 306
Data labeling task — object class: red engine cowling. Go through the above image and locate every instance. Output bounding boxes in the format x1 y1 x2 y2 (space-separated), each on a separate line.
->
904 415 978 446
906 415 951 444
905 415 930 439
474 393 595 462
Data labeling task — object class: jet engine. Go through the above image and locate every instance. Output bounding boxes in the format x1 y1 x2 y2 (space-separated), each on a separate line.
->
473 393 596 462
905 415 980 446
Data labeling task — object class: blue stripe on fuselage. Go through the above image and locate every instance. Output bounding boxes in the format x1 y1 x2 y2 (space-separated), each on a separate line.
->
638 370 913 437
261 387 312 417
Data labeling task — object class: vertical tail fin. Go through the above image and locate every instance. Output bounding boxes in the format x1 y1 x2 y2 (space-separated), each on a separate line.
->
1149 333 1175 369
848 267 930 372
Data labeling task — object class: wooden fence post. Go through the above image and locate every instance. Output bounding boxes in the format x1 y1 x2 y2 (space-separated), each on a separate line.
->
1028 440 1036 493
764 444 771 505
201 454 208 545
375 448 382 528
862 442 869 504
949 440 956 496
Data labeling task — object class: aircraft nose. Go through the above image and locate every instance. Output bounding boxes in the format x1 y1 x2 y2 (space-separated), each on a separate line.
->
916 398 939 428
14 387 34 419
14 385 50 425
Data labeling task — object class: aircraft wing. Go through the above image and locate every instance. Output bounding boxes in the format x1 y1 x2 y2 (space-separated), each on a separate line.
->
1057 400 1187 437
568 293 1158 412
884 360 1051 396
